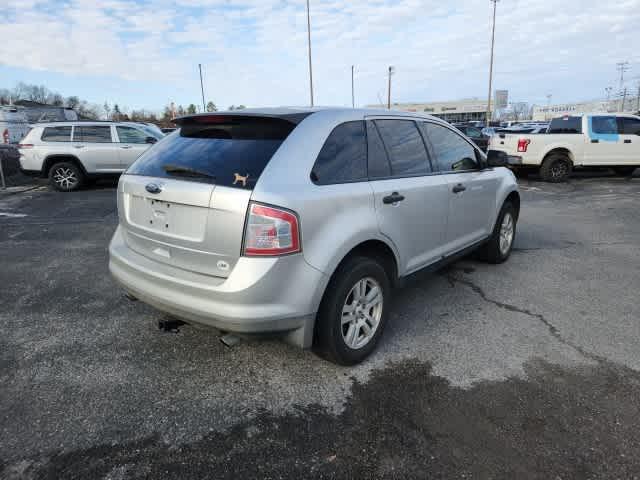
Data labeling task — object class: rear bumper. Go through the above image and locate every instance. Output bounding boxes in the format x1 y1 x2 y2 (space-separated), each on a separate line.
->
109 226 326 348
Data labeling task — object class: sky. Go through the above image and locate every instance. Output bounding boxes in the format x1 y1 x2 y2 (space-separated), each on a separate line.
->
1 0 639 113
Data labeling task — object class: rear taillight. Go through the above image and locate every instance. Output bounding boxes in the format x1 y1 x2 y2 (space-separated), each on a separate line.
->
2 129 8 144
18 143 34 149
517 138 530 152
243 202 300 256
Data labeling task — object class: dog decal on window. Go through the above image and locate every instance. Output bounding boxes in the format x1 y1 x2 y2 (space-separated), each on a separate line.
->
233 173 249 187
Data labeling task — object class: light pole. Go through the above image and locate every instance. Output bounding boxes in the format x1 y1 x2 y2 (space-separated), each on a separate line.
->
198 64 206 113
387 66 395 109
486 0 499 126
351 65 355 108
306 0 314 107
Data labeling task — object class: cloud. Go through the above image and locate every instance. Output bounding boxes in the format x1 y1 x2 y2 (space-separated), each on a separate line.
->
0 0 638 109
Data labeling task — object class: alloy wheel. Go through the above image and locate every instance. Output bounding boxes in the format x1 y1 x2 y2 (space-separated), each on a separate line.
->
341 277 383 350
53 167 78 190
499 212 514 255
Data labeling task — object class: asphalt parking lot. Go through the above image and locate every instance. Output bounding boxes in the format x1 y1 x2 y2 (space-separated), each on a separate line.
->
1 173 639 479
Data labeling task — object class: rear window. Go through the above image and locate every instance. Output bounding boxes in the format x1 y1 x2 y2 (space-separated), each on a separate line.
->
41 126 72 142
126 116 297 188
548 116 582 134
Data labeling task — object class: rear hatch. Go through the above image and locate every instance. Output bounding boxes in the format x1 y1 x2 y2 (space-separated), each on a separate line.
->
118 114 302 278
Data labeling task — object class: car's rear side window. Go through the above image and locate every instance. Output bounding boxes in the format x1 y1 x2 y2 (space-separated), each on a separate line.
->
619 117 640 135
548 116 582 134
311 121 367 184
126 116 297 188
41 126 71 142
374 120 431 177
74 126 113 143
366 121 391 178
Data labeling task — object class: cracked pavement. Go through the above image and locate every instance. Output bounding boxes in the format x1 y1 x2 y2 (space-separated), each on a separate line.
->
1 174 639 479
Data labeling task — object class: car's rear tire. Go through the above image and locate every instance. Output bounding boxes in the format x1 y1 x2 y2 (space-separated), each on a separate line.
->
48 162 84 192
539 153 572 182
476 202 517 264
612 166 637 177
314 256 391 365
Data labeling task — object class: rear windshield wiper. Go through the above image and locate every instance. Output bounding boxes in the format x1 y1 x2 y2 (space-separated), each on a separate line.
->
162 164 216 180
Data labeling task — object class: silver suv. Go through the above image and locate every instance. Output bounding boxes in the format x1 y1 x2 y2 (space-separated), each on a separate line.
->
109 108 519 365
18 121 162 191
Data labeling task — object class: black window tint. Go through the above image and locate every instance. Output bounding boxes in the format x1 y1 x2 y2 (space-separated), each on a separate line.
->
116 126 148 144
591 116 618 135
548 116 582 134
74 126 112 143
366 121 391 178
620 117 640 135
421 122 479 172
374 120 430 177
41 126 71 142
126 116 296 188
311 121 367 184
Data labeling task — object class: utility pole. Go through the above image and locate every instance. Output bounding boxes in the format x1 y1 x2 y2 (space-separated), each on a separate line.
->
546 93 552 121
351 65 355 108
620 87 628 112
486 0 499 126
198 64 206 113
387 66 395 109
306 0 314 107
636 81 640 112
616 61 630 91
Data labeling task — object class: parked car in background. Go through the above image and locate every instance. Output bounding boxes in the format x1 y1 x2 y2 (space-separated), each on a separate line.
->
488 114 640 181
453 124 489 151
161 127 177 134
109 108 520 365
1 106 31 144
18 121 159 191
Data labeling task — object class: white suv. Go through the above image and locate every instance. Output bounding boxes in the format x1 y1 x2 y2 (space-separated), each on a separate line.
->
18 122 163 191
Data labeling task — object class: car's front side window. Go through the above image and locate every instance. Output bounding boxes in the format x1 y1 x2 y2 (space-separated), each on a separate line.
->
420 122 480 172
311 121 367 185
116 126 149 144
591 116 618 135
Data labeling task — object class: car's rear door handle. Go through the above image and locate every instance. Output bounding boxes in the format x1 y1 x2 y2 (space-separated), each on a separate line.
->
624 139 632 144
382 192 405 204
591 139 599 143
73 145 84 149
452 183 466 194
121 145 132 149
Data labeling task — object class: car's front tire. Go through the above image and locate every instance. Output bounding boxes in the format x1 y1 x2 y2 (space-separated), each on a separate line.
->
476 201 517 264
315 256 391 365
49 162 85 192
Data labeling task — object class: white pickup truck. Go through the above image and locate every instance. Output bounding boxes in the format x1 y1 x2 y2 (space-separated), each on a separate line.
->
488 113 640 182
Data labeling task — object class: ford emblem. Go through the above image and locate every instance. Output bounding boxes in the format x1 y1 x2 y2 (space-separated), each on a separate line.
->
146 183 162 194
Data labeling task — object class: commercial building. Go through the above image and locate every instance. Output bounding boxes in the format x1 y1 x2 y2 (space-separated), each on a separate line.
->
368 98 489 123
531 97 640 121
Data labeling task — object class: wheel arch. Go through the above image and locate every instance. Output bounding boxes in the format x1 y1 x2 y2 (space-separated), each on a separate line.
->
42 155 87 178
542 147 574 166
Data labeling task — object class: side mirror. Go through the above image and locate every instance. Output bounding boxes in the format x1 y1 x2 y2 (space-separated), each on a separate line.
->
486 150 508 167
145 136 158 144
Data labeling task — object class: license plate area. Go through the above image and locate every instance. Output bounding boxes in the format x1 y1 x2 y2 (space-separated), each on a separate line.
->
127 195 207 242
